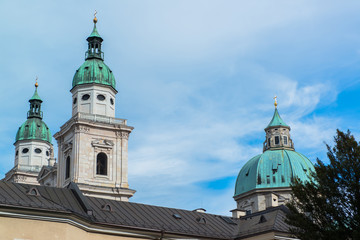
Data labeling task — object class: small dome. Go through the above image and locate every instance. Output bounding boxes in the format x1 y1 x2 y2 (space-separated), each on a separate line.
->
15 118 52 143
72 58 116 90
234 149 315 197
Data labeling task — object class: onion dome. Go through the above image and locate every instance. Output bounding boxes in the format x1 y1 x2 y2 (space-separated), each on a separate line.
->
15 82 52 143
234 100 314 197
72 16 116 91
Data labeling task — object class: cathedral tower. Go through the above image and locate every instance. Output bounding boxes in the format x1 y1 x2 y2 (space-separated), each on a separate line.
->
54 16 135 201
5 81 53 184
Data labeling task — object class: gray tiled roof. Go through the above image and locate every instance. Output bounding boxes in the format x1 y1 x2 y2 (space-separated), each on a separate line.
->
235 205 292 239
87 196 239 239
0 181 291 239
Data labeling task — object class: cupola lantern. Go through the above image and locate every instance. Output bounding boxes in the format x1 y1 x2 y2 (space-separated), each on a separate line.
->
85 11 104 60
27 78 43 119
263 98 294 151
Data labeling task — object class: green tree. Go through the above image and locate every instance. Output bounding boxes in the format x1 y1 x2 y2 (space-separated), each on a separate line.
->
286 130 360 240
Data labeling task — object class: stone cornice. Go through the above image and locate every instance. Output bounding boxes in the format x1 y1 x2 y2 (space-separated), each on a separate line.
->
54 113 133 140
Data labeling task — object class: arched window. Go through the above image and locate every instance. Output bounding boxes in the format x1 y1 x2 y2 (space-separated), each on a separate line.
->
65 156 70 179
96 152 107 175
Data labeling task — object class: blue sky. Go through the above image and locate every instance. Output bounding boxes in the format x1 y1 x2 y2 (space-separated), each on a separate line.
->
1 0 360 215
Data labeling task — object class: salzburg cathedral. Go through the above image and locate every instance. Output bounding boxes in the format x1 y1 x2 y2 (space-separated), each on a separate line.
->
0 16 315 240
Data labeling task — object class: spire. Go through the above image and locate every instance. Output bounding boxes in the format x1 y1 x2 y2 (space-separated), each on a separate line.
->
85 11 104 60
266 108 289 128
263 97 294 152
266 98 288 128
27 78 43 119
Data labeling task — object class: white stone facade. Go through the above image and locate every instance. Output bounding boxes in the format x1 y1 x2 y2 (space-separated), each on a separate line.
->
14 140 52 168
54 106 135 201
71 84 116 118
234 188 292 214
4 140 53 185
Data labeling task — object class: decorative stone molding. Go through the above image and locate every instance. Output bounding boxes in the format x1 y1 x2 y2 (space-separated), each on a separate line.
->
91 139 114 149
239 199 254 208
15 175 27 181
62 142 73 155
116 131 129 139
75 126 90 133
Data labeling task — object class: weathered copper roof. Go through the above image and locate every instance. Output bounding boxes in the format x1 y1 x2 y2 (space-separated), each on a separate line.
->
88 23 102 40
15 87 51 143
72 21 116 90
234 149 315 196
15 118 52 143
29 88 42 102
266 108 289 128
72 58 116 90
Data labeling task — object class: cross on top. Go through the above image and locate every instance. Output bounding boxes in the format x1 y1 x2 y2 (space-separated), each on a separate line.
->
273 95 278 108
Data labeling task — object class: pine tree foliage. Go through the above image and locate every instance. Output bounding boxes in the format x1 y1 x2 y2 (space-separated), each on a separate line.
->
286 130 360 240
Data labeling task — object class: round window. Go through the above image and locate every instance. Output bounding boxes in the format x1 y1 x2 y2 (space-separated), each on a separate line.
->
110 98 114 105
35 148 42 154
73 97 77 104
46 151 50 156
82 94 90 100
97 94 105 101
22 148 29 154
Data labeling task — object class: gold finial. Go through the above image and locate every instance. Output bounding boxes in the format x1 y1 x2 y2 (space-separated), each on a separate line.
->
273 95 277 108
93 10 98 23
35 76 39 88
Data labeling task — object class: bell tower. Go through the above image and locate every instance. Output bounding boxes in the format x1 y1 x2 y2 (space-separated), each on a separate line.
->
54 15 135 201
4 81 53 185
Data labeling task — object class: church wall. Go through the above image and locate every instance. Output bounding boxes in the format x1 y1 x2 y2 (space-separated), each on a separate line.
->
0 216 151 240
0 214 290 240
57 124 129 188
239 232 275 240
15 140 52 170
236 188 292 213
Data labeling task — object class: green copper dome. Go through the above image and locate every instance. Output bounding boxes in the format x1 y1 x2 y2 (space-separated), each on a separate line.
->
72 59 116 89
15 85 52 143
16 118 52 143
72 19 116 90
234 149 315 196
